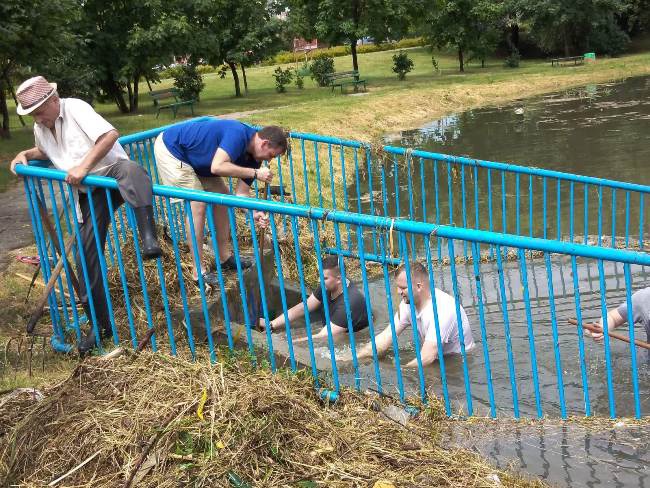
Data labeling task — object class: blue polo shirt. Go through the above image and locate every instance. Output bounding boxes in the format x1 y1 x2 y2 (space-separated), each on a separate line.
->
161 119 259 180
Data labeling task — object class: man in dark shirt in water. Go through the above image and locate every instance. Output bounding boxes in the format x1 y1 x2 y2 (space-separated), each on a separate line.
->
259 256 369 342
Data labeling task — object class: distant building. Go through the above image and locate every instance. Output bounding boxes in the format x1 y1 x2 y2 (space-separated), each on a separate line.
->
293 38 322 53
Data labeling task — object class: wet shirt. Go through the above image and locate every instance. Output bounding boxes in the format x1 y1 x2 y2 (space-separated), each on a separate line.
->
161 118 259 182
313 281 369 332
393 288 475 356
616 286 650 340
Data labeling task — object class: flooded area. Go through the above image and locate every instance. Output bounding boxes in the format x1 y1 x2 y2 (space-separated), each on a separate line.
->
385 76 650 185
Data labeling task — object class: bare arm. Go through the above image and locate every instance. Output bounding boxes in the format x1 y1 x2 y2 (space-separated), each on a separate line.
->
211 148 274 183
356 325 398 360
590 309 626 342
66 129 120 184
404 341 439 368
260 293 321 330
10 147 49 174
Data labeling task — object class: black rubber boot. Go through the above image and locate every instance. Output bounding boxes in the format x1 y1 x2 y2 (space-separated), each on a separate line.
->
78 326 113 357
134 205 162 260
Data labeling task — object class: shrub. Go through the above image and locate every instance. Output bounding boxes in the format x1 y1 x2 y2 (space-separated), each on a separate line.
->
273 66 293 93
172 65 204 101
295 70 304 89
392 51 414 80
310 54 335 87
263 37 427 66
504 49 521 68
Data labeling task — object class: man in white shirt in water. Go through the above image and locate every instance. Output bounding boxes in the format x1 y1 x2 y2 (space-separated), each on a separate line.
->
356 261 475 367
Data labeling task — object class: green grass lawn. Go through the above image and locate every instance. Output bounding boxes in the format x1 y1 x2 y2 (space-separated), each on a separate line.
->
2 46 650 162
0 47 560 158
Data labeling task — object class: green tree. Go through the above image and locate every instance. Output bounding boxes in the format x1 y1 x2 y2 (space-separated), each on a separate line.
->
288 0 420 73
81 0 201 113
0 0 79 138
514 0 628 56
422 0 501 72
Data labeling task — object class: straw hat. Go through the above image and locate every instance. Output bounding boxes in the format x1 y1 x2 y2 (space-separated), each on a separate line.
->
16 76 58 116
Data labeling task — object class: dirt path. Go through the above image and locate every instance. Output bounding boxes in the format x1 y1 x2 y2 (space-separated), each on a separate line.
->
0 180 34 273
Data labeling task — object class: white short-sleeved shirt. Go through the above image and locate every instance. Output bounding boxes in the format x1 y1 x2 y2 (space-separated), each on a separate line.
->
393 288 475 356
34 98 129 173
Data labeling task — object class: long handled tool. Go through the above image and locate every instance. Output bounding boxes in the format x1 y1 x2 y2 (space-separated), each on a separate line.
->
26 234 77 334
568 318 650 351
26 194 81 334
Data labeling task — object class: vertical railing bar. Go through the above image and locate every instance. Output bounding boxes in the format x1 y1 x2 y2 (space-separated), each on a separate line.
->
471 242 496 418
597 259 616 418
248 209 277 371
356 224 383 394
570 255 591 416
400 236 428 403
517 249 543 418
311 220 341 392
125 205 158 352
268 212 297 371
569 181 575 243
434 160 442 259
597 185 603 247
314 142 324 209
290 216 320 382
339 145 353 251
46 180 77 336
460 165 468 258
300 139 310 206
583 183 589 245
542 177 548 240
625 191 630 248
515 173 521 236
377 231 406 402
205 206 235 351
103 189 138 350
611 188 617 248
544 252 566 418
446 239 473 415
556 178 562 241
226 207 256 361
331 221 361 389
623 263 641 418
495 245 519 418
84 189 119 345
65 184 102 352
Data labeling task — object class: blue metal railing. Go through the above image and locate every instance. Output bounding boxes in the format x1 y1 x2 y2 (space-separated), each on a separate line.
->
16 118 650 420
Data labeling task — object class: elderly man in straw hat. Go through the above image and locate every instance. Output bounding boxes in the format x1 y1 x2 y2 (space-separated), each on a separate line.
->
9 75 162 355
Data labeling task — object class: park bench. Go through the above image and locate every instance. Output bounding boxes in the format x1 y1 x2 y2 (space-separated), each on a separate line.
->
325 70 367 93
551 56 584 67
149 88 195 118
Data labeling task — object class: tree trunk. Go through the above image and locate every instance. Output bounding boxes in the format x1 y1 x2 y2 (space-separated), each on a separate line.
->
130 72 140 112
563 26 570 57
106 74 129 113
145 77 153 91
458 46 465 72
241 64 249 95
227 61 241 97
5 77 25 127
350 39 359 72
0 85 10 140
510 23 519 52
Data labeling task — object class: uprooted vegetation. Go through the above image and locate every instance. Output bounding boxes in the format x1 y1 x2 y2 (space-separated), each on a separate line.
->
0 352 545 487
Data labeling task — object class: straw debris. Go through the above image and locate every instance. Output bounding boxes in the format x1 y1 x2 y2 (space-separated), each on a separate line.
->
1 352 545 487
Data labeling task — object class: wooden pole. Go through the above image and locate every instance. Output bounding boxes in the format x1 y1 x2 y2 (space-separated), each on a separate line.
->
568 318 650 351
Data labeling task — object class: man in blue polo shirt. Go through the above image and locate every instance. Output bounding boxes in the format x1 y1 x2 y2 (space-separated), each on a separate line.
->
154 118 287 285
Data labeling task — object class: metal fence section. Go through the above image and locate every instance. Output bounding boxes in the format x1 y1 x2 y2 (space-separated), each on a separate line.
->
16 118 650 420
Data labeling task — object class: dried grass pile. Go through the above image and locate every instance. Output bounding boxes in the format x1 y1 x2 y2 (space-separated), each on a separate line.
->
1 352 544 487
